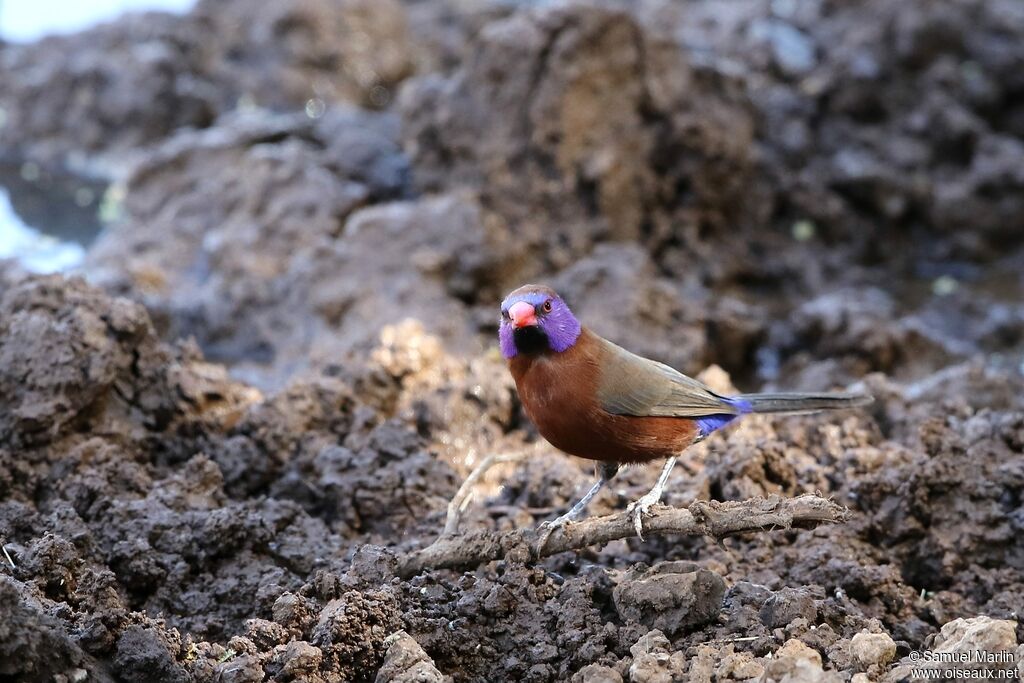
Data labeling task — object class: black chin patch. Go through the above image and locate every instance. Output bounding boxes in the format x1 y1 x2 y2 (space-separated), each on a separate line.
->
513 326 549 355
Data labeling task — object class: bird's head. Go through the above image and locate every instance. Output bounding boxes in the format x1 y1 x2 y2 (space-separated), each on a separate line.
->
499 285 581 358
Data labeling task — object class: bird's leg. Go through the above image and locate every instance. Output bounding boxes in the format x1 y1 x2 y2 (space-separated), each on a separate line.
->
626 456 677 541
537 462 619 550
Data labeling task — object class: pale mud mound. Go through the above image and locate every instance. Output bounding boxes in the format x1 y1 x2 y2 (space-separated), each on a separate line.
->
83 109 755 388
83 109 435 387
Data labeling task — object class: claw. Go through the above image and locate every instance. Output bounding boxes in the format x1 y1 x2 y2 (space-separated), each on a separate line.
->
536 515 574 552
625 456 677 542
626 497 656 541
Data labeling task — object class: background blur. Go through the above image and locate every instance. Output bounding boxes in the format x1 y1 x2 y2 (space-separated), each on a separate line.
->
0 0 195 42
3 0 1022 390
0 0 193 269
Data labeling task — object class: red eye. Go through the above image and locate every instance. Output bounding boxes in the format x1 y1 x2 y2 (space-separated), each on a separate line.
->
542 300 553 313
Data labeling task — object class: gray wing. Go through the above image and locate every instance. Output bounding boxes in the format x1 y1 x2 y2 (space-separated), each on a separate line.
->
594 337 740 418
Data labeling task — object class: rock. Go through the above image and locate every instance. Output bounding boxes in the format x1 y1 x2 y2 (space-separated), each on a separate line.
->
17 533 82 600
275 641 323 680
760 587 819 630
775 639 822 667
886 616 1019 681
272 593 318 636
850 631 896 669
311 194 497 352
627 630 686 683
930 617 1017 670
782 287 959 377
613 562 725 634
763 639 841 683
343 545 400 590
114 626 186 683
573 664 624 683
217 653 264 683
0 275 161 445
714 647 765 680
375 630 448 683
0 577 100 681
311 590 402 681
244 619 289 651
931 134 1024 243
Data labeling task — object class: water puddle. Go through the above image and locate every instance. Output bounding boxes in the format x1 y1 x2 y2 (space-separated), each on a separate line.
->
1 0 200 272
0 161 109 273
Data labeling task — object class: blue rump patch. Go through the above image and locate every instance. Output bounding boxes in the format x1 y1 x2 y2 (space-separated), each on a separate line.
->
695 414 740 437
695 397 752 437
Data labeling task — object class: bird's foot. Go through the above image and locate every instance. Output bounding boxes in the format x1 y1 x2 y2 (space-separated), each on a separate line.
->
625 492 662 541
536 513 575 553
625 456 676 541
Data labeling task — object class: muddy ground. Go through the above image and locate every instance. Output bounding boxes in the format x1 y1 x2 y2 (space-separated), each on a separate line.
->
1 0 1023 681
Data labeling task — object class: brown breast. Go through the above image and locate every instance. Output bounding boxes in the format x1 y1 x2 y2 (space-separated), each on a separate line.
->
509 329 699 464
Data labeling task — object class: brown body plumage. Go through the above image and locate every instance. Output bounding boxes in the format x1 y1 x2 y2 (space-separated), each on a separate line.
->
509 328 701 464
499 283 872 538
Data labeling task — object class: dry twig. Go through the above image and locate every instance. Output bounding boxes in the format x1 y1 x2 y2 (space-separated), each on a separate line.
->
443 452 528 536
1 542 14 570
398 494 850 578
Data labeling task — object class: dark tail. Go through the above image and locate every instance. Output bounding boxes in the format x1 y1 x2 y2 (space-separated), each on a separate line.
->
735 392 873 415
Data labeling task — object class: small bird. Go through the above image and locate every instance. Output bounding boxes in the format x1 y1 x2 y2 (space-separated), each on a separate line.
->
499 284 872 540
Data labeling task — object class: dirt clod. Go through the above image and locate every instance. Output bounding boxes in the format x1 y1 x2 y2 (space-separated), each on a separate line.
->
375 630 449 683
850 630 897 670
613 562 726 634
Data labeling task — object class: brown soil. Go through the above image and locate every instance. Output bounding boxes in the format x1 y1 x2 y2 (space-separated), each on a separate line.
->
1 0 1022 681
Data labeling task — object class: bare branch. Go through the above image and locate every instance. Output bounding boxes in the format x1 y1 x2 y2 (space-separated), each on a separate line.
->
398 494 850 579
